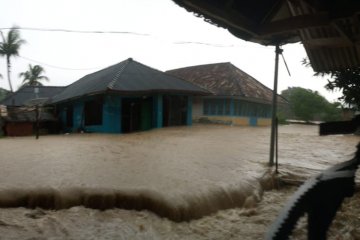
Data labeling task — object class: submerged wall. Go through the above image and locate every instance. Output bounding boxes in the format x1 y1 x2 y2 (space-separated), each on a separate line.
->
57 94 193 133
193 97 272 126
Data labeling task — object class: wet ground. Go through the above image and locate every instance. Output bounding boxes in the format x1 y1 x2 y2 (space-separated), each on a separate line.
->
0 124 359 239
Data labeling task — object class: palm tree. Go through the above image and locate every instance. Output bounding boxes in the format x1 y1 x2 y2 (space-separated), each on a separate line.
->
0 27 26 92
19 64 49 86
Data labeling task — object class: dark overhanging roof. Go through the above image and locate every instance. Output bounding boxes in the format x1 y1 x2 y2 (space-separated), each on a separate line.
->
172 0 360 72
51 58 209 104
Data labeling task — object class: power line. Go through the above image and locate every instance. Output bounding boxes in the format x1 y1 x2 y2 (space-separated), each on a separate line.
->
19 55 104 71
174 41 235 48
0 27 150 36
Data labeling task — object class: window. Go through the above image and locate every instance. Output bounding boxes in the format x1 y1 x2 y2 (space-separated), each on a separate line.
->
84 98 103 125
225 99 231 115
203 98 233 116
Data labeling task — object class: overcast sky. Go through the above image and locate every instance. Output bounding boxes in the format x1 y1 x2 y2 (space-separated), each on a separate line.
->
0 0 341 101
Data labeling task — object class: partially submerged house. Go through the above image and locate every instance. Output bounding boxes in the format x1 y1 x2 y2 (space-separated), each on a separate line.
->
0 86 65 136
51 58 208 133
167 62 288 126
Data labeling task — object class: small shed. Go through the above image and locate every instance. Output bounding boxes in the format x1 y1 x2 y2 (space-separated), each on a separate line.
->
0 86 65 136
2 107 59 136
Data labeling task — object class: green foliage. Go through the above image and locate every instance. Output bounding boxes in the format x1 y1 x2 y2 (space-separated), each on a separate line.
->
0 27 26 92
19 64 49 86
281 87 342 122
302 58 360 110
325 68 360 110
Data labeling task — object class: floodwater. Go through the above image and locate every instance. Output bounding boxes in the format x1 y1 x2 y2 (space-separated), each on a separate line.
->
0 124 359 239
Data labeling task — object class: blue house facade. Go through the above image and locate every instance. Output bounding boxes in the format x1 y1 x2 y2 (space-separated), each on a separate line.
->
53 58 206 133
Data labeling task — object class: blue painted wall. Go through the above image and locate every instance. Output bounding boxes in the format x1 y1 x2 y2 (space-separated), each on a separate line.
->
153 94 163 128
102 95 121 133
57 93 195 133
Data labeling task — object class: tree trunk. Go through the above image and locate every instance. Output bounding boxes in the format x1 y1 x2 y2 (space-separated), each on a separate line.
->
6 56 13 92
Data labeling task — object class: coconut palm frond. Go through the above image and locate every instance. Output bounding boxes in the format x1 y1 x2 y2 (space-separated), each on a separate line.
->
19 64 50 86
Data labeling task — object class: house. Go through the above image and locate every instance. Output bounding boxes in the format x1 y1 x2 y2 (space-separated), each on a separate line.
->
51 58 208 133
167 62 288 126
0 86 65 136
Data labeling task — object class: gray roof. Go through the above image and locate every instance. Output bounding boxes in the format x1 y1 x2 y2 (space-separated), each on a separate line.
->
0 86 65 107
52 58 209 103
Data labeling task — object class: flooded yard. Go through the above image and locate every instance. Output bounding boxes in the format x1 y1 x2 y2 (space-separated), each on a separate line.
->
0 124 359 239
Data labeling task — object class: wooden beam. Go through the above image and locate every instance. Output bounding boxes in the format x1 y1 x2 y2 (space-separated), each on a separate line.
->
332 21 354 45
259 13 330 36
302 37 355 48
182 0 259 37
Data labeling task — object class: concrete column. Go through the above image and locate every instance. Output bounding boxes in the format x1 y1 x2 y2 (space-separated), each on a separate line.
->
154 94 163 128
73 100 84 131
230 98 235 116
187 96 193 126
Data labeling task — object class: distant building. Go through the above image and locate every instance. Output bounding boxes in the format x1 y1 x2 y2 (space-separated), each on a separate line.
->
0 86 65 136
51 58 208 133
1 86 65 107
167 62 288 126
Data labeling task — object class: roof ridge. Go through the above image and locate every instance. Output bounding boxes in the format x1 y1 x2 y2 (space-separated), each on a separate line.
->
227 64 245 97
166 62 231 72
107 58 131 89
228 62 274 93
128 59 211 94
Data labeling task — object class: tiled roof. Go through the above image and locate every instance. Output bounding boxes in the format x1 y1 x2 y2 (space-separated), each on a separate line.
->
52 58 209 103
167 62 286 104
0 86 65 106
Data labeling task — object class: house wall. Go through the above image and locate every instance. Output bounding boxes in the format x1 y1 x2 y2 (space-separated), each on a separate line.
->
57 94 193 134
192 97 203 120
193 97 272 126
58 95 122 133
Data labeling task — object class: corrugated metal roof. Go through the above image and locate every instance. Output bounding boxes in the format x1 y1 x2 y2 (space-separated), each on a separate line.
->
167 62 287 104
51 58 209 103
0 86 65 106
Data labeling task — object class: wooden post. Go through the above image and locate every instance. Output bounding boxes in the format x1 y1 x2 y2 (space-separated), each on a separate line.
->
35 105 39 139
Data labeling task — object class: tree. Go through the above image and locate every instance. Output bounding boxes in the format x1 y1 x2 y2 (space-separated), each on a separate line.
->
325 68 360 110
281 87 341 122
0 27 26 92
19 64 49 86
302 58 360 110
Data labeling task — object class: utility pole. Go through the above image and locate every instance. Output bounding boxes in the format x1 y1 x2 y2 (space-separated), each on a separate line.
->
269 44 282 166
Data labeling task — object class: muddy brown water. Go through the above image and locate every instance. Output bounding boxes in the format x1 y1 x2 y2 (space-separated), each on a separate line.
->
0 124 359 239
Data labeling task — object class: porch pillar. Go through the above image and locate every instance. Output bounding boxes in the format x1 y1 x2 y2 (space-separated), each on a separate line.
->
154 94 163 128
187 96 193 125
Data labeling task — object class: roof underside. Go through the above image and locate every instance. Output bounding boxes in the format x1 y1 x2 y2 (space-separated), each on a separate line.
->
172 0 360 72
52 58 208 103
